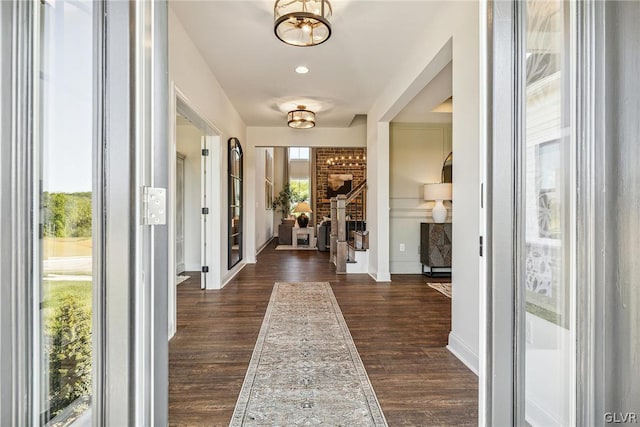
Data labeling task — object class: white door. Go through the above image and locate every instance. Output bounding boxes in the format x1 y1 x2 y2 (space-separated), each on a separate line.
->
200 136 209 289
491 0 579 423
0 0 168 425
485 0 640 425
176 153 186 274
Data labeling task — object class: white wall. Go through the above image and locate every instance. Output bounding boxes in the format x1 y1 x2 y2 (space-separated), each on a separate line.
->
366 1 480 372
272 147 286 234
247 115 366 148
254 147 274 252
389 123 452 274
176 122 203 271
169 6 248 288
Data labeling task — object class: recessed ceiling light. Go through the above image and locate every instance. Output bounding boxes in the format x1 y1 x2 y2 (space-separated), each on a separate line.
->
295 66 309 74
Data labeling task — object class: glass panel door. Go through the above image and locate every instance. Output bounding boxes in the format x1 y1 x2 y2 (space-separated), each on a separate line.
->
38 0 96 424
520 0 576 425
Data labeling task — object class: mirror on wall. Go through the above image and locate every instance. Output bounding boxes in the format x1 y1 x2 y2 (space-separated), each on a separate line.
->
228 137 243 269
441 152 453 183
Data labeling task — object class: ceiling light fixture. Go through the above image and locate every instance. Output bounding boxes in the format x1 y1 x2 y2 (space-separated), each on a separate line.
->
295 65 309 74
326 155 366 169
274 0 332 47
287 105 316 129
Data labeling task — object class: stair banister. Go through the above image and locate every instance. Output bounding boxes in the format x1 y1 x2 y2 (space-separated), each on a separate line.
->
331 180 367 274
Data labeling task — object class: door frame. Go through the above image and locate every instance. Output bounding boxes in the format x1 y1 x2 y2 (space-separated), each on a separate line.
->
0 0 169 425
485 0 600 425
168 86 222 337
175 152 186 275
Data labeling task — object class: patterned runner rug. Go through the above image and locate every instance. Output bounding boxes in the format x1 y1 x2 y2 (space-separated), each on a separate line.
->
230 282 388 426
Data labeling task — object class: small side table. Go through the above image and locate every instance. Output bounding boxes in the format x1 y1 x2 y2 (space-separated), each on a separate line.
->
292 227 316 248
420 222 452 277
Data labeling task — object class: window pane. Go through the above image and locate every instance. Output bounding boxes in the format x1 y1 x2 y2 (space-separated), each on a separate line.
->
39 1 95 424
288 147 310 160
523 1 574 425
289 179 310 202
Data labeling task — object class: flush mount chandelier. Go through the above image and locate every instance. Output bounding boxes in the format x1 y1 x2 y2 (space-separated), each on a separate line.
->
288 105 316 129
274 0 332 47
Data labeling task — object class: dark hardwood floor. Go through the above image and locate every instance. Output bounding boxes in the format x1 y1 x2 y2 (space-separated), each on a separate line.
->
169 239 478 426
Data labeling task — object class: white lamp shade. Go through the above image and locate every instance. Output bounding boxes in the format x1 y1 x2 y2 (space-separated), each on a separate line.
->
293 201 313 213
423 183 452 201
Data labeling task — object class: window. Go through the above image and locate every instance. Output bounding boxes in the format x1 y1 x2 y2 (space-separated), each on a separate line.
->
39 0 95 424
289 179 310 202
289 147 309 160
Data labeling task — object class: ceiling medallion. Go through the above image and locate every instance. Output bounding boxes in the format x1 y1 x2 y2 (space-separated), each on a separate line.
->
274 0 332 47
288 105 316 129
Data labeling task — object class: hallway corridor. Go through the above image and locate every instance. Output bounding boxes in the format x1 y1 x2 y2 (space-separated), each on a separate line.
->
168 239 477 426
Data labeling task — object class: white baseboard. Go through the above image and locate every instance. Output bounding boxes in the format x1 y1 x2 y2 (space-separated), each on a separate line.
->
219 261 246 289
447 332 479 375
368 271 391 282
185 263 201 272
256 237 273 255
168 323 175 341
346 250 369 273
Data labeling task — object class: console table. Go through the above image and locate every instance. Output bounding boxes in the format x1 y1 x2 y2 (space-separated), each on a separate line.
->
292 226 316 248
420 223 452 277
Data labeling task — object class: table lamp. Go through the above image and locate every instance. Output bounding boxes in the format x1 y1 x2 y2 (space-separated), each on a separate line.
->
293 201 312 228
423 183 452 223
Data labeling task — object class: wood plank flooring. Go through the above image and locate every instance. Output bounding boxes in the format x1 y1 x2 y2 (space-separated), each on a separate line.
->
169 239 478 426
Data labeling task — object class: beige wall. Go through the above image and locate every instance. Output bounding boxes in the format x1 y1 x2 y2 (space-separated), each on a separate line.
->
271 147 287 234
254 147 274 252
389 123 452 273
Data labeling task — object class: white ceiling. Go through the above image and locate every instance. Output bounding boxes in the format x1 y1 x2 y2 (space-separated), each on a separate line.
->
392 61 452 124
170 0 447 128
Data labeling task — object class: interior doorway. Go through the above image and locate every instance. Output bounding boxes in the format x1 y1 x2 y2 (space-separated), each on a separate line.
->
169 91 221 338
174 113 203 282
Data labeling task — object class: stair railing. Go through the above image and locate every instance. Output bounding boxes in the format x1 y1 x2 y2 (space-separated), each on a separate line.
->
330 180 367 273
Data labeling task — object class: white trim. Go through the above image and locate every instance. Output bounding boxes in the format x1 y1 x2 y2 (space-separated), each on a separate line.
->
478 1 490 425
368 271 391 283
346 250 369 274
221 261 248 289
525 397 564 427
169 83 224 333
167 85 177 340
447 332 480 375
256 237 273 256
